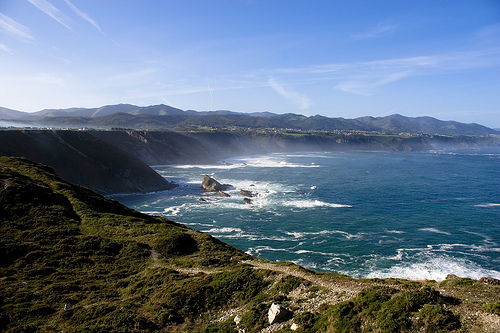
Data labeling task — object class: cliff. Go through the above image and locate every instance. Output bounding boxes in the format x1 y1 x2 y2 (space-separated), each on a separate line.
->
0 129 498 195
0 130 175 194
1 157 499 332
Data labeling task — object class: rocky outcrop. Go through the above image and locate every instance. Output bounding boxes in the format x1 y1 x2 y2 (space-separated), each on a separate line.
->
268 303 292 325
243 198 252 204
240 189 255 197
480 277 500 285
201 175 231 192
217 191 230 197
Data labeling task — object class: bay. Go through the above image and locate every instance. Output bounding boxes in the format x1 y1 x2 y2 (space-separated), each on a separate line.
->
114 148 500 281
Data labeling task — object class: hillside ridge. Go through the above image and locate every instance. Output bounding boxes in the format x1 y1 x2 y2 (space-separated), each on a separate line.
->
1 103 497 136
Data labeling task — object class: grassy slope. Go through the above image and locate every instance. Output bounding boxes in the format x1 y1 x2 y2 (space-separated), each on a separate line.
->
1 157 499 332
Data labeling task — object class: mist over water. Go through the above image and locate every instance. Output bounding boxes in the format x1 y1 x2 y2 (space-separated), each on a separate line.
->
115 148 500 281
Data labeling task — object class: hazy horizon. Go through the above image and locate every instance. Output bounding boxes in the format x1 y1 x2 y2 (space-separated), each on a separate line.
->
1 1 499 127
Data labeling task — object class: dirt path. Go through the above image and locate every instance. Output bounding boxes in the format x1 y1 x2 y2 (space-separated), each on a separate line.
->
244 259 367 293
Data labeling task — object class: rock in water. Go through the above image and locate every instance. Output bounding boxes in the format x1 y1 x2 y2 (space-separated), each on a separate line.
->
217 191 230 197
240 189 255 197
268 303 292 325
201 175 231 192
243 198 252 204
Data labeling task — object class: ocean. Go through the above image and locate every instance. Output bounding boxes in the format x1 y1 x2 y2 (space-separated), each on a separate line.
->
114 148 500 281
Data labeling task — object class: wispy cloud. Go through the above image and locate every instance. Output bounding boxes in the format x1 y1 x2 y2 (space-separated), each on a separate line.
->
352 23 398 39
62 0 118 45
63 0 101 32
0 43 14 54
0 13 34 40
335 70 412 96
268 77 311 110
27 0 73 31
264 48 500 96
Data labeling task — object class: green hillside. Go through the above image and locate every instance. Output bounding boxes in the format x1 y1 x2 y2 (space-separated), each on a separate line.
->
1 157 499 332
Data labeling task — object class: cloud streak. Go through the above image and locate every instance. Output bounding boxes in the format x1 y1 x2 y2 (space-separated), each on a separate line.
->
0 13 34 40
63 0 101 32
268 77 311 110
264 48 500 96
0 43 14 54
335 70 413 96
27 0 73 31
352 23 398 39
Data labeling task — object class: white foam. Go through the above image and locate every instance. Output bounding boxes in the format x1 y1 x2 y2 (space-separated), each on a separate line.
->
366 256 500 281
475 203 500 207
236 155 320 169
163 203 187 216
204 227 243 233
284 229 362 240
295 249 336 256
386 229 405 234
246 246 290 255
155 163 246 170
283 199 352 208
419 228 451 236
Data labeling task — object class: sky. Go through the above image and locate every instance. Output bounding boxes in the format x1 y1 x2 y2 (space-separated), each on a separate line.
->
0 0 499 127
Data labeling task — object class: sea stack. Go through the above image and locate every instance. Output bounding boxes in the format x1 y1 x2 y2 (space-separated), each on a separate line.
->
202 175 231 194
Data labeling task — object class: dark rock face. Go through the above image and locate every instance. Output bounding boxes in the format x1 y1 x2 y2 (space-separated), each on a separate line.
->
480 277 500 285
240 189 255 197
0 130 176 194
201 175 231 192
217 191 230 197
243 198 252 204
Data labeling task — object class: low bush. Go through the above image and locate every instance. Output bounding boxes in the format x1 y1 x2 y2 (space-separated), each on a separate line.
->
483 301 500 315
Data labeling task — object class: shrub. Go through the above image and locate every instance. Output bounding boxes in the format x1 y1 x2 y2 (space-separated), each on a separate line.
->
417 305 461 332
483 302 500 315
153 231 198 256
239 303 270 332
272 275 304 294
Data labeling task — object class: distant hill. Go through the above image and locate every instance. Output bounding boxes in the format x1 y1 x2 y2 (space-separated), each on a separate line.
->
1 103 497 136
0 106 26 119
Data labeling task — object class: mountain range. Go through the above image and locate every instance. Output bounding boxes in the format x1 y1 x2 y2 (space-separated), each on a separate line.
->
1 104 497 136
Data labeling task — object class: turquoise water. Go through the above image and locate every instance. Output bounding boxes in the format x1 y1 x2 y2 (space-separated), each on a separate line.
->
115 148 500 281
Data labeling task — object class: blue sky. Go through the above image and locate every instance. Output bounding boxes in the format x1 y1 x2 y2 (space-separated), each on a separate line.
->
1 0 499 127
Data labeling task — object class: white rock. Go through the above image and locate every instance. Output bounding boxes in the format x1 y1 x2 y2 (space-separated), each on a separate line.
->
268 303 291 324
290 322 299 330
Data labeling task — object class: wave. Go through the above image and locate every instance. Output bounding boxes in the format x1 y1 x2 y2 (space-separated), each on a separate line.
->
365 255 500 281
474 203 500 207
419 227 451 235
385 229 405 234
235 155 320 169
295 249 337 256
204 227 243 233
284 230 363 240
283 199 352 208
246 245 291 256
163 203 188 216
